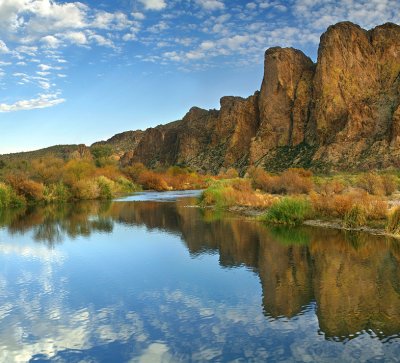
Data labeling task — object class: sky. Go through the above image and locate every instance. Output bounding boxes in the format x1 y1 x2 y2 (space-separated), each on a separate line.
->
0 0 399 154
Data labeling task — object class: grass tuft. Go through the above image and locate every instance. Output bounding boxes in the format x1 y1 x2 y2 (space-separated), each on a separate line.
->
386 207 400 235
343 205 367 228
263 197 312 226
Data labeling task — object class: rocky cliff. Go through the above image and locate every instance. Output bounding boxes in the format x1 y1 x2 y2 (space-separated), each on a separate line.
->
109 21 400 173
2 21 399 173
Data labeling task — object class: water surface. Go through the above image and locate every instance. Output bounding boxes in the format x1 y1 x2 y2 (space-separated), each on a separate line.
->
0 191 400 362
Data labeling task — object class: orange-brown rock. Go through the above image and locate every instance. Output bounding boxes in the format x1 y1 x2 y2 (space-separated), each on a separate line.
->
250 47 314 164
119 95 259 173
114 22 400 173
310 22 400 168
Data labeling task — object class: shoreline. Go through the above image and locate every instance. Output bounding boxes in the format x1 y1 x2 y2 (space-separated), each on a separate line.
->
208 205 400 240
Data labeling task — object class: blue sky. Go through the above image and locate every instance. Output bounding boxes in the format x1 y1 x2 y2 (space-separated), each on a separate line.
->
0 0 399 153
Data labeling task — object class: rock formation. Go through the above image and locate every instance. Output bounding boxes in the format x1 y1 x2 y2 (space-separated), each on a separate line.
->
107 21 400 173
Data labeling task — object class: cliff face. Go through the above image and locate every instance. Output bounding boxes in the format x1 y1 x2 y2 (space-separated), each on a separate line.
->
309 22 400 169
116 95 259 173
33 21 390 173
1 21 398 172
250 47 314 164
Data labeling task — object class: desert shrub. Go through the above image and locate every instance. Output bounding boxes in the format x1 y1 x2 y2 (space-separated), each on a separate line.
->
72 179 100 200
357 172 385 195
138 171 169 191
248 167 281 193
167 166 190 177
310 189 387 221
316 179 346 195
200 182 233 208
91 144 113 159
221 168 239 179
280 168 313 194
122 163 148 183
97 176 115 199
263 197 312 226
356 172 397 196
6 174 44 202
381 174 397 196
386 207 400 234
199 180 275 209
165 173 191 190
230 178 253 192
95 164 122 181
115 177 141 194
63 160 96 185
363 196 388 220
0 183 11 209
343 205 367 228
31 156 64 184
44 183 71 203
248 167 313 194
0 183 25 208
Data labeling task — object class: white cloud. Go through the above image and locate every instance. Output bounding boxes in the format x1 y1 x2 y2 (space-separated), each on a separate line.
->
246 2 257 10
139 0 167 11
292 0 400 31
88 34 115 48
0 93 65 112
38 64 52 71
38 80 51 89
15 45 38 56
148 21 169 33
200 40 215 50
196 0 225 11
41 35 62 48
62 31 88 45
122 33 137 41
132 12 145 20
0 40 10 53
24 0 88 33
91 11 132 30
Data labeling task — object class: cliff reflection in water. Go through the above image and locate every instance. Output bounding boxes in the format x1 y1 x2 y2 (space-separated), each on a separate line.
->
1 199 400 340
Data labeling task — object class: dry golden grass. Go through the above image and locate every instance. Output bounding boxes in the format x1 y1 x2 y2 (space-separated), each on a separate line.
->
356 172 397 196
248 167 313 194
200 179 278 209
386 206 400 234
310 189 388 221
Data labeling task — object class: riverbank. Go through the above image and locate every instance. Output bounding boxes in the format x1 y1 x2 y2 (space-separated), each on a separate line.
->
0 147 213 208
198 169 400 239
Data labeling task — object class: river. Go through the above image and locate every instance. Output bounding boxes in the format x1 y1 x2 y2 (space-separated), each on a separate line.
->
0 190 399 362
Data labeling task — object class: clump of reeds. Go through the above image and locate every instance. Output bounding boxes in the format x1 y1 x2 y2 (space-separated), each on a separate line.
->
263 197 312 226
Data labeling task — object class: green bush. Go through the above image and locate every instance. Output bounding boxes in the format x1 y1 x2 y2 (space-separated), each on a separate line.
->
72 179 100 200
116 177 141 195
0 183 25 209
44 183 71 203
263 197 312 226
199 181 233 209
97 176 114 199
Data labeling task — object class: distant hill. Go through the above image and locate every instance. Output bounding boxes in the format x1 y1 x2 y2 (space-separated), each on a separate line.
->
2 21 400 173
0 145 82 163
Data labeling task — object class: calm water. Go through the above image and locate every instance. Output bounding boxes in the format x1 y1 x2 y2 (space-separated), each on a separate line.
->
0 191 400 362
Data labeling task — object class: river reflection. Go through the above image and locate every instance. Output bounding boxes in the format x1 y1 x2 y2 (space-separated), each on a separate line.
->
0 193 400 362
